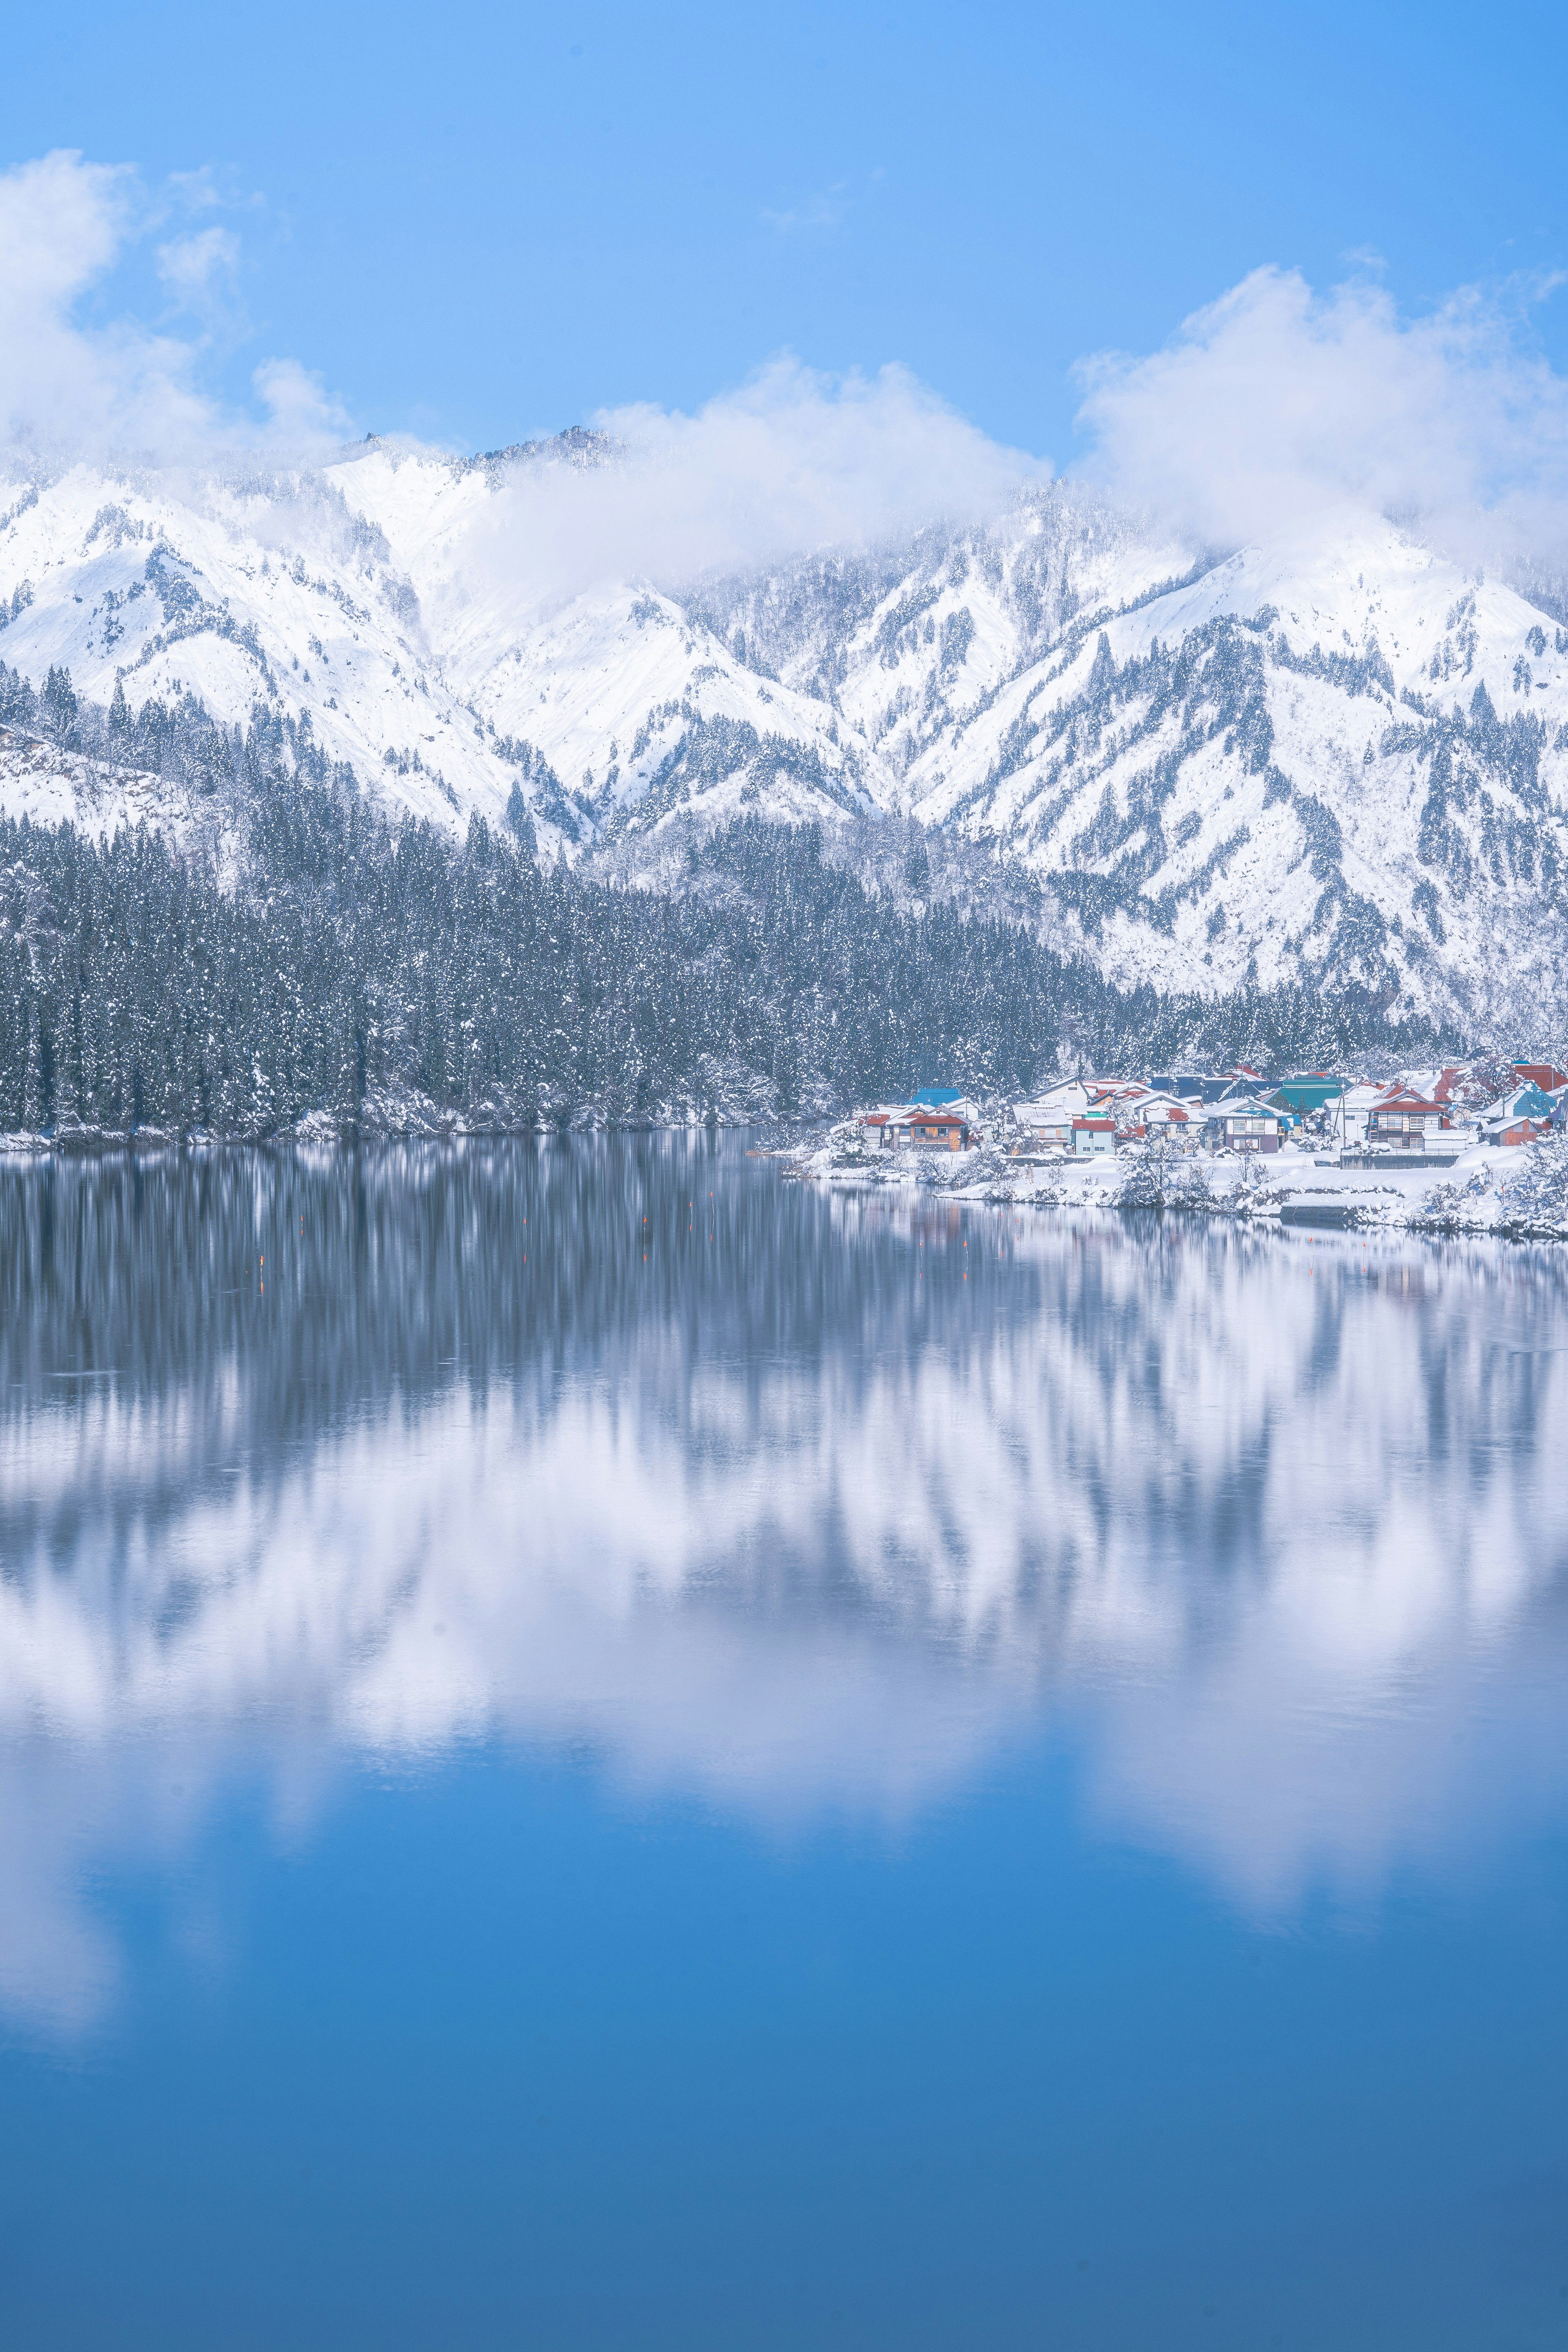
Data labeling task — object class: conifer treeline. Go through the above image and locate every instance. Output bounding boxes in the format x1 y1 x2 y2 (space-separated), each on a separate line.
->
0 658 1448 1137
0 788 1442 1138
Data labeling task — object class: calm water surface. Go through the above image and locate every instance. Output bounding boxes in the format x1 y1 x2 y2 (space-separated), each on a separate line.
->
1 1136 1566 2350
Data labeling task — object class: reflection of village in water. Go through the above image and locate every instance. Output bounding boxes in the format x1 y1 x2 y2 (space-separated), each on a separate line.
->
2 1136 1567 2033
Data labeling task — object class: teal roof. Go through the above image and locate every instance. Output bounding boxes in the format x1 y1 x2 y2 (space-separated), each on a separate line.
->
1268 1076 1347 1111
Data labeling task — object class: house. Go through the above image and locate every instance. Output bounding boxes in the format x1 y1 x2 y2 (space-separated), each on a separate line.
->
1120 1091 1194 1140
1403 1062 1506 1117
1367 1091 1450 1149
1013 1082 1094 1147
1148 1071 1243 1105
1481 1082 1561 1147
893 1107 972 1150
1510 1061 1568 1094
1071 1116 1116 1156
1204 1095 1282 1152
1330 1080 1383 1146
862 1102 974 1150
1013 1116 1075 1150
1099 1082 1159 1129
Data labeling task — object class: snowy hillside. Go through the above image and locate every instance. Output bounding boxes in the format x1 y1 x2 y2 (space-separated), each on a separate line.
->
0 441 870 862
2 439 1566 1025
0 721 193 842
697 504 1568 1027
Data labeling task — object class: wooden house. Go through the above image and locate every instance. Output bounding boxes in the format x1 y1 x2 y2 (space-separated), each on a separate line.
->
1367 1092 1450 1148
1204 1096 1282 1153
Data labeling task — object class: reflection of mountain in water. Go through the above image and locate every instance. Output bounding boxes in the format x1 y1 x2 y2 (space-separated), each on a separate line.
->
2 1139 1568 2031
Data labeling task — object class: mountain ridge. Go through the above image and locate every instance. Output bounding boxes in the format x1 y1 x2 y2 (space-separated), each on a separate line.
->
2 437 1565 1036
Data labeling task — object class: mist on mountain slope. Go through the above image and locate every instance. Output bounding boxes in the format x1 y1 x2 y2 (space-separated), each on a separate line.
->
8 150 1568 587
3 149 1568 1037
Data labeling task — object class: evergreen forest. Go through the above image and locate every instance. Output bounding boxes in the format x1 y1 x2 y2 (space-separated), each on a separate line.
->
0 662 1449 1140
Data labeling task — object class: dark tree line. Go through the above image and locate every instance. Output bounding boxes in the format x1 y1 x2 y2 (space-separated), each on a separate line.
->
0 787 1447 1140
0 653 1452 1139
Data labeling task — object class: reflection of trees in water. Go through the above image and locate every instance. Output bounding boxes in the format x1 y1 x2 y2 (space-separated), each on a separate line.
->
2 1143 1568 1654
2 1142 1568 2031
0 1144 1564 1716
0 1134 1034 1443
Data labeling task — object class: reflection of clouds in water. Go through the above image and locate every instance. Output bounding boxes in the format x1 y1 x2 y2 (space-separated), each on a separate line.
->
1086 1581 1568 1913
1 1147 1567 2034
0 1764 123 2037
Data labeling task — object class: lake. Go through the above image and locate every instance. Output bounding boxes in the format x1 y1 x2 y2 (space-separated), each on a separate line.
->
1 1136 1566 2350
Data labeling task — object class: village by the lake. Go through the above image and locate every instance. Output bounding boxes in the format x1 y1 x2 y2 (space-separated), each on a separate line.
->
791 1057 1568 1238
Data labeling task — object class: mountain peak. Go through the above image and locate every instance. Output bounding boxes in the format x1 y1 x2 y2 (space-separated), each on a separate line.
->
2 453 1565 1029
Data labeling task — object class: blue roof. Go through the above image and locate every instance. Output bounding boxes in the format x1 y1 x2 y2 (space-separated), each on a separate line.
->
1497 1082 1557 1120
909 1088 962 1106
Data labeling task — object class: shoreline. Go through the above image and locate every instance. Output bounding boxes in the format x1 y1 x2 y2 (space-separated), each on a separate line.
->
785 1129 1568 1244
5 1119 1565 1243
0 1109 802 1157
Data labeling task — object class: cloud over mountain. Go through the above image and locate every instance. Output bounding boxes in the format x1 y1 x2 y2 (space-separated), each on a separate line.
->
471 356 1043 605
8 146 1568 596
0 149 347 458
1076 264 1568 572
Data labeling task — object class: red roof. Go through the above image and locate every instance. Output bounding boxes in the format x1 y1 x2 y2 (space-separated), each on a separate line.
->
907 1109 965 1128
1072 1116 1115 1130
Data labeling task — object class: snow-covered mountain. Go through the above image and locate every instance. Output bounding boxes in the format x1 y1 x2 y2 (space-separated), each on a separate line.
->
2 438 1566 1025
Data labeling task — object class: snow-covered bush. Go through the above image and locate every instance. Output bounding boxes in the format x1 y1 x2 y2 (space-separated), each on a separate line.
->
1500 1130 1568 1235
1414 1165 1498 1229
1115 1150 1214 1210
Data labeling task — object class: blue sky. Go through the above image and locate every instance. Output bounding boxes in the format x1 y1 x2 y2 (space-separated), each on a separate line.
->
3 0 1565 463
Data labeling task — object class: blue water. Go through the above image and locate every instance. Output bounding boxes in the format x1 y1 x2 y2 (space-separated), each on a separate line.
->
1 1138 1566 2349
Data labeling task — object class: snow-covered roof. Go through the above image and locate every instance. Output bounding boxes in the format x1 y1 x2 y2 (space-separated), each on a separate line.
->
1483 1083 1559 1124
1016 1084 1092 1119
1205 1094 1281 1119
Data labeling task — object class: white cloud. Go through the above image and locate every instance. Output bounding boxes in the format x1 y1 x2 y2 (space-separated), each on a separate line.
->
0 149 211 453
16 145 1568 597
3 153 1033 586
156 222 240 306
1074 264 1568 566
471 355 1042 604
761 182 849 234
253 354 354 443
0 148 348 458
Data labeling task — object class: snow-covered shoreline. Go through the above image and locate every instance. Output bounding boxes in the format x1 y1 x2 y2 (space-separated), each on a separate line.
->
786 1122 1568 1242
0 1087 800 1158
7 1104 1567 1243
